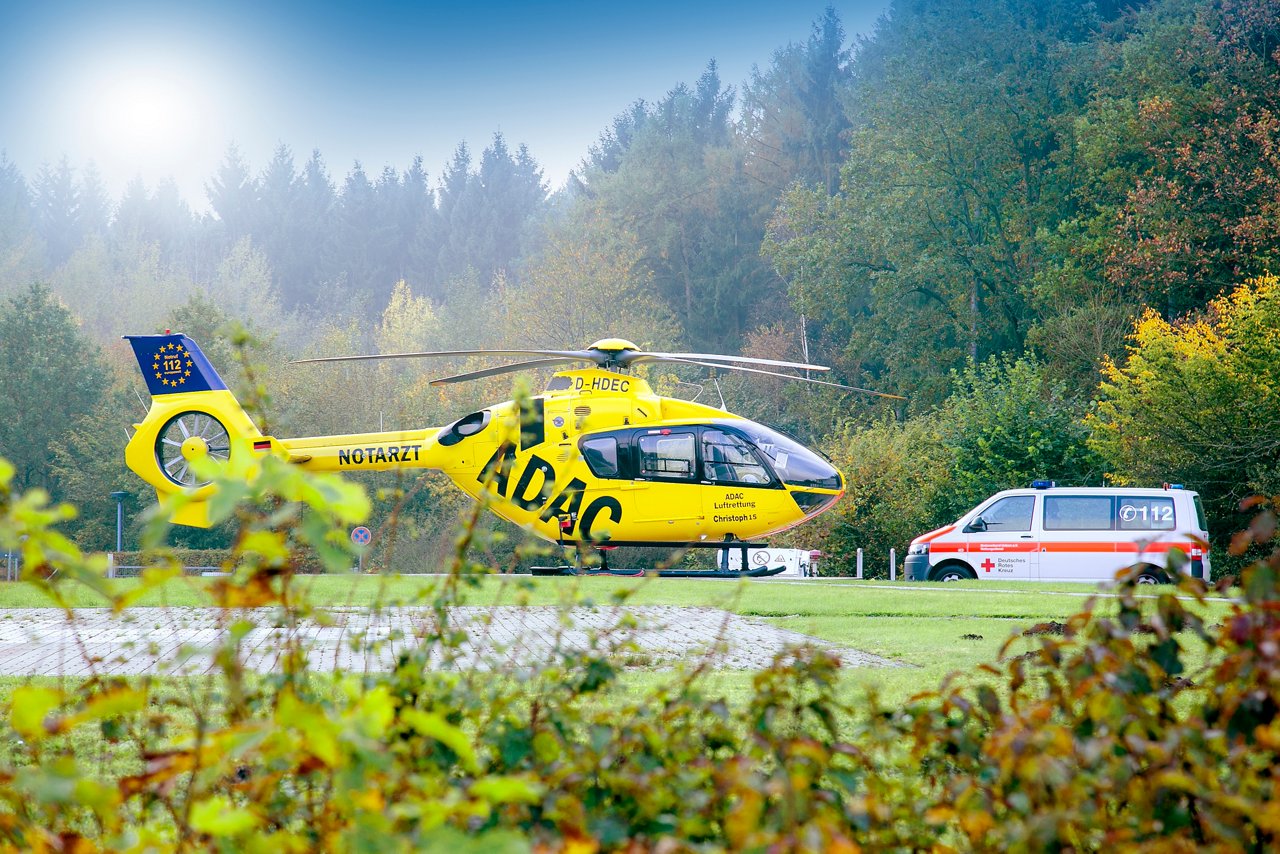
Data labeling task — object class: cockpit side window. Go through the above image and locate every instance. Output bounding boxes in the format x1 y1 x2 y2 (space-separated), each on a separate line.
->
702 429 771 485
580 436 620 478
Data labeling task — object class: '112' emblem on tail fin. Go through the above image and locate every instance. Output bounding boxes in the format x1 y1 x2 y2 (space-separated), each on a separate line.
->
152 342 193 388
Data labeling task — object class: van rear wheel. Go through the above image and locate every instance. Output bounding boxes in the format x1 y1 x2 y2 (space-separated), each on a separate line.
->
931 563 975 582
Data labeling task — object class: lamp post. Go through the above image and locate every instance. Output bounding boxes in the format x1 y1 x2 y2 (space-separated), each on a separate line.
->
109 491 128 552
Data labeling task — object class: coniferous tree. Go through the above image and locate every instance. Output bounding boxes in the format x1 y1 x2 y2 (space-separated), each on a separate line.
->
577 61 784 349
0 151 33 254
294 149 338 306
77 162 113 239
764 0 1110 401
334 161 379 306
254 144 301 302
429 142 480 290
112 177 153 245
32 156 81 267
427 136 547 296
206 145 257 244
741 5 856 193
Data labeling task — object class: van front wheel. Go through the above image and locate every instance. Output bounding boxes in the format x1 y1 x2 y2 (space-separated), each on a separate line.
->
1135 565 1168 585
931 563 975 582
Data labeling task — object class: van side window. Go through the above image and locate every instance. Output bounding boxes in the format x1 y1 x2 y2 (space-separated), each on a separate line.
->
1117 497 1176 531
580 436 620 478
637 432 696 480
1044 496 1115 531
978 496 1035 532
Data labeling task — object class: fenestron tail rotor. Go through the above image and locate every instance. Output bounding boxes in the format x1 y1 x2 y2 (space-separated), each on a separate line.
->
292 337 901 399
156 411 231 487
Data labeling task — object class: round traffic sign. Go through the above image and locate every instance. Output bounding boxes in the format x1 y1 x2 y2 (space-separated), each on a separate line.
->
351 526 372 545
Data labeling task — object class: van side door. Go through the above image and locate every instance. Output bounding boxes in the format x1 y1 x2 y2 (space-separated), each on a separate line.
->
958 495 1039 579
1039 494 1118 582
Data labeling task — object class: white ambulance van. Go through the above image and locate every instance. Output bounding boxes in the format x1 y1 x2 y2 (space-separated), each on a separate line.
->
904 482 1210 584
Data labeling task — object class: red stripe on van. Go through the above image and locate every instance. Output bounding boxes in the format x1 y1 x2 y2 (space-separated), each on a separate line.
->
935 541 1201 555
1039 542 1118 553
1116 541 1195 554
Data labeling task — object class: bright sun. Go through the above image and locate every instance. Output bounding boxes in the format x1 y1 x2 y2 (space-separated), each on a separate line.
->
91 70 206 158
62 50 235 201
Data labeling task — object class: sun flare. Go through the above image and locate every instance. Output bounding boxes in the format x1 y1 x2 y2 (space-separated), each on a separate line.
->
91 70 206 157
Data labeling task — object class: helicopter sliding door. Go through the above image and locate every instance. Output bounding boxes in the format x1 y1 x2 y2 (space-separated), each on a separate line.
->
625 426 783 541
631 431 704 537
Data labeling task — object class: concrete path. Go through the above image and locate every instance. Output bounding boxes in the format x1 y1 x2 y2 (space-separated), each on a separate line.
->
0 606 900 676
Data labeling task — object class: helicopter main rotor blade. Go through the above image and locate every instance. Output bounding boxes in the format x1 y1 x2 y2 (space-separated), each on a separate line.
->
628 351 830 372
292 348 595 365
428 357 585 386
666 359 906 400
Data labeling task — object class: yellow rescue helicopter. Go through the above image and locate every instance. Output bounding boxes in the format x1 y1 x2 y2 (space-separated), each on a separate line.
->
123 334 900 576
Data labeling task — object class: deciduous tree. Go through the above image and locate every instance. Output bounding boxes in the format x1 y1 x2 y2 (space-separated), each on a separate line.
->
1089 274 1280 537
0 284 107 492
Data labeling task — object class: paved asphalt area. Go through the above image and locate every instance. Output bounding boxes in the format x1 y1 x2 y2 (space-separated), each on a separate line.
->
0 606 899 676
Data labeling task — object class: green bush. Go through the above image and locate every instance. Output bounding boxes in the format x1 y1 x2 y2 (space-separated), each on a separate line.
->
813 355 1102 575
2 452 1278 851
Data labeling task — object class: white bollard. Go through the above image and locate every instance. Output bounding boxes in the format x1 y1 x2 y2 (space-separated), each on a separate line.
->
889 548 896 581
106 552 115 579
856 548 863 579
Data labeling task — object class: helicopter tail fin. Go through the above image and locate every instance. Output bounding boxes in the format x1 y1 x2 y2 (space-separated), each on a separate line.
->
123 334 268 528
125 333 230 396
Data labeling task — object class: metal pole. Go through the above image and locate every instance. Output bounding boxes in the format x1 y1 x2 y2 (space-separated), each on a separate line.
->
856 548 863 579
110 491 128 554
889 548 897 581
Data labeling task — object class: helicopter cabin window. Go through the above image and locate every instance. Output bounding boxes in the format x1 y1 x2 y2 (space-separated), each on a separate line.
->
702 430 770 485
637 432 696 480
580 436 620 478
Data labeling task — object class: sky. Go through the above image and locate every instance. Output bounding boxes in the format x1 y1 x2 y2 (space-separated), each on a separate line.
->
0 0 888 212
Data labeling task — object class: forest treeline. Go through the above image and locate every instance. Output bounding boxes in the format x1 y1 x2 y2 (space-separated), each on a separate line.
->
1 0 1278 572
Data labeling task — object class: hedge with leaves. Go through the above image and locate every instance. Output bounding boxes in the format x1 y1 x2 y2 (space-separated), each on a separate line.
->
1 448 1277 851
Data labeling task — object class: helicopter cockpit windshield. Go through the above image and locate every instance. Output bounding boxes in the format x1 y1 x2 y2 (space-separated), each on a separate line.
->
736 424 843 491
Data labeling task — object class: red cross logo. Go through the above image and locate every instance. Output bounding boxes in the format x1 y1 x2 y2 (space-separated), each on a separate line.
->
981 559 995 573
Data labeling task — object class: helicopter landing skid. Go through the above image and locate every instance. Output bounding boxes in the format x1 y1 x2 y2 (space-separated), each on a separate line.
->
537 538 786 578
529 564 788 579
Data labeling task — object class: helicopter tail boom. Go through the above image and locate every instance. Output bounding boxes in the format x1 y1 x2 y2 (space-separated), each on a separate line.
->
124 334 446 528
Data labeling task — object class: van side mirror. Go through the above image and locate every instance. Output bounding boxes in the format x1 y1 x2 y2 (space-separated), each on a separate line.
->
964 516 987 533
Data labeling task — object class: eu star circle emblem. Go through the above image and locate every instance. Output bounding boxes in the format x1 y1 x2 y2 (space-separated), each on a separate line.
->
153 343 193 388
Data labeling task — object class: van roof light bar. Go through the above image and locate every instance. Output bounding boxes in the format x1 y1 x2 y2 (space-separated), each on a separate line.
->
1030 480 1056 489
